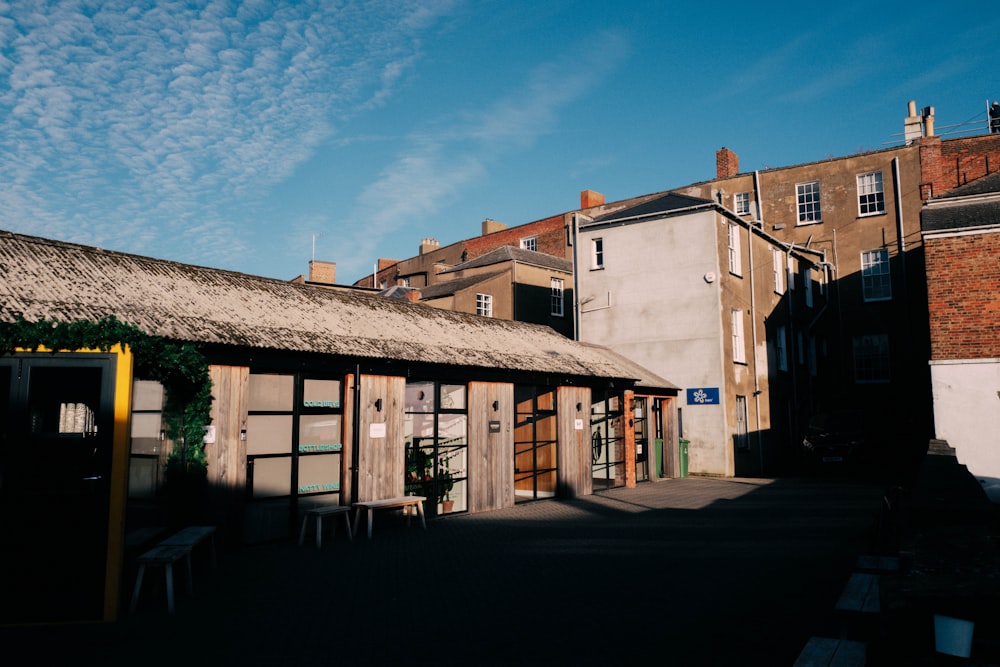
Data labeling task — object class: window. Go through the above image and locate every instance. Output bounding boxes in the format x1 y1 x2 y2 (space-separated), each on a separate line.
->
731 309 746 364
797 332 805 365
853 334 890 383
591 238 604 269
520 236 537 252
735 396 749 451
728 223 742 275
796 181 822 224
773 249 785 294
776 326 788 371
550 278 564 317
476 293 493 317
857 171 885 216
787 256 796 291
734 192 751 216
861 249 891 301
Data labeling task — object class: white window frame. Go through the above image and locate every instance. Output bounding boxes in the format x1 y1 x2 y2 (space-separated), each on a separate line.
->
550 278 564 317
776 325 788 371
861 249 891 302
853 334 890 384
476 293 493 317
520 236 537 252
734 192 751 216
857 171 885 216
591 238 604 269
796 181 822 225
731 309 746 364
773 249 785 294
728 223 742 276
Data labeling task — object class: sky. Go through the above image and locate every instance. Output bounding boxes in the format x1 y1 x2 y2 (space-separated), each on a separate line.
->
0 1 996 284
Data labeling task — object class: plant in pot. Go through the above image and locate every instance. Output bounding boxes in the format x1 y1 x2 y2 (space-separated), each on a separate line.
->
438 460 455 514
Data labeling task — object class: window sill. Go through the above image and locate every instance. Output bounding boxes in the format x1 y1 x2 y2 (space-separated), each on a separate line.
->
796 220 823 226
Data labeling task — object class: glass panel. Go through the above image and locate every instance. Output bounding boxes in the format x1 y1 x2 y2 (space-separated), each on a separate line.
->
246 414 292 455
405 381 435 412
439 384 466 410
130 412 162 439
131 380 164 411
302 379 341 408
536 469 557 497
128 457 158 499
297 453 341 494
248 374 294 412
298 415 342 453
536 389 555 411
251 457 292 497
438 414 467 445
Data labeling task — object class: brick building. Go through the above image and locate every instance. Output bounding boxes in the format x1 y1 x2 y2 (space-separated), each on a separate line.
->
922 170 1000 500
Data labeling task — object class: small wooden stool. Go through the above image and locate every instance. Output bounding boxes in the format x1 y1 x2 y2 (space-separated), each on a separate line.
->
298 505 353 548
130 544 194 613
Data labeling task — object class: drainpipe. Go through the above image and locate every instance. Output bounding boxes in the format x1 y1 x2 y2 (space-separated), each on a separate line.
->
892 157 909 311
747 218 764 474
571 213 581 341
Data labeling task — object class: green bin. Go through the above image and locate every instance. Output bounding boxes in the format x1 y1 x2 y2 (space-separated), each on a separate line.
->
678 438 690 478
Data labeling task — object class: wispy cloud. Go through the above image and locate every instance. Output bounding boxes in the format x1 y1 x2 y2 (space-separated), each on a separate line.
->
0 0 453 268
337 29 630 277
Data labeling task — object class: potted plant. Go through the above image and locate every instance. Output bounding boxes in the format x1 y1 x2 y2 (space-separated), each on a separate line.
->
438 462 455 514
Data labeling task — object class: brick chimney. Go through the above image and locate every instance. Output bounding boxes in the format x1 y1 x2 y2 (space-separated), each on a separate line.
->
716 148 739 178
404 289 422 303
419 238 440 255
308 260 336 285
580 190 605 208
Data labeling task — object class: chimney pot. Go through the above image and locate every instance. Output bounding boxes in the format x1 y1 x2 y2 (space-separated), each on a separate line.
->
580 190 605 208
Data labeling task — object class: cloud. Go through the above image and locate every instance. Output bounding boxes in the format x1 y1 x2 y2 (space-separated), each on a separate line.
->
0 0 451 269
335 29 630 278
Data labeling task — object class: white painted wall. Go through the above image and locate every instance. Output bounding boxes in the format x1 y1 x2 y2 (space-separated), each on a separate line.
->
931 359 1000 501
575 211 731 475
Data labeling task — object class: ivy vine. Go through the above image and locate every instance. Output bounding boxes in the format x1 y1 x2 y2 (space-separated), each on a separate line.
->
0 315 213 472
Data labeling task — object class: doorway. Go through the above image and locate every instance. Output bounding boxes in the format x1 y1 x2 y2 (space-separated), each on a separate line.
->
0 354 117 624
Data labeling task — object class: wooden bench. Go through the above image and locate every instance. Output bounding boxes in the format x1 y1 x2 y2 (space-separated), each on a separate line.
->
793 636 866 666
854 554 899 574
159 525 218 569
835 572 880 614
128 526 217 614
129 544 194 614
352 496 426 539
298 504 353 548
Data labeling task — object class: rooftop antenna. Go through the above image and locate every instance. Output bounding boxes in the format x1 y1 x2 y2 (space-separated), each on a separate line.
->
311 233 320 262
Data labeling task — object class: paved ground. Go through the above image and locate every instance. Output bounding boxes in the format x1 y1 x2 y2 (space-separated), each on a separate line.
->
3 475 891 666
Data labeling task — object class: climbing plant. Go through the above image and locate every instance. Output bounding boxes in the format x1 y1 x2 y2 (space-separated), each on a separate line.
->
0 315 213 471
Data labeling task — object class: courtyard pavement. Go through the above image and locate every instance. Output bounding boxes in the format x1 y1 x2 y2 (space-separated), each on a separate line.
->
4 474 900 666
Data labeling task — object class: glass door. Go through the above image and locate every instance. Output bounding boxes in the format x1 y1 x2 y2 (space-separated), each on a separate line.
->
514 386 558 502
634 397 650 482
0 355 116 624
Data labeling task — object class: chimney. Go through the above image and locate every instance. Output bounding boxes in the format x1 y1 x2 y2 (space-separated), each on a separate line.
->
904 100 922 145
580 189 605 208
404 289 422 303
308 260 336 285
419 238 440 255
481 219 507 235
716 148 739 178
922 105 935 137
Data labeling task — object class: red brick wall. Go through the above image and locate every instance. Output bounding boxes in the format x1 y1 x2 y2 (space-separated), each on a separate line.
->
462 214 569 260
923 134 1000 199
925 231 1000 359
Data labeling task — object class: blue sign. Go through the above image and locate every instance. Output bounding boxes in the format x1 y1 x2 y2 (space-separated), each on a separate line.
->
686 387 720 405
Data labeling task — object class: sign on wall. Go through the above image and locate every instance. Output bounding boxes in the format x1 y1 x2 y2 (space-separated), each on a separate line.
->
686 387 720 405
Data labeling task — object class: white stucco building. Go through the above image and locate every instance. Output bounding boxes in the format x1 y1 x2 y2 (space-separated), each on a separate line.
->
572 192 827 477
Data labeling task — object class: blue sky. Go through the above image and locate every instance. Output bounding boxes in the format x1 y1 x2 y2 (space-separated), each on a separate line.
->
1 1 996 284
